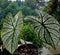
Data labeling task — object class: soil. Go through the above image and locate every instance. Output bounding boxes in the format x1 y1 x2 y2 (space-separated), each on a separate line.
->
13 44 38 55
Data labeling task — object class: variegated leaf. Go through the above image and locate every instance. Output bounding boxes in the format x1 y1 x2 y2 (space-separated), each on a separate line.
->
24 10 60 48
1 11 23 54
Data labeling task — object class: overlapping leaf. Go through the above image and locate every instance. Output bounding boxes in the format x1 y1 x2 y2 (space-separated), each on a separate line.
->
24 10 60 48
1 11 23 54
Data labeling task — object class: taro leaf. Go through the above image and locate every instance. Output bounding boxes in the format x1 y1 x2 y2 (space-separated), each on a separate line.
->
24 10 60 48
1 11 23 54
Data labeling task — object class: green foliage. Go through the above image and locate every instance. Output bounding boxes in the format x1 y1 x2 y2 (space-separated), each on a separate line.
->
0 0 9 29
18 24 43 48
0 0 10 19
24 10 60 49
43 7 52 14
0 30 3 45
0 30 1 44
0 0 38 29
5 2 20 16
0 1 20 29
18 24 36 42
1 11 23 54
0 0 60 54
25 0 36 9
16 0 23 6
25 0 47 9
43 0 58 14
33 36 43 48
20 6 37 16
0 20 2 30
0 0 9 8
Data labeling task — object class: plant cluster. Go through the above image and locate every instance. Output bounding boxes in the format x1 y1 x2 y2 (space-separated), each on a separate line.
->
0 10 60 54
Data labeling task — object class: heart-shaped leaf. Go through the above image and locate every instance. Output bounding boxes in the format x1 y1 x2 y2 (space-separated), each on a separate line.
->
1 11 23 54
24 10 60 48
